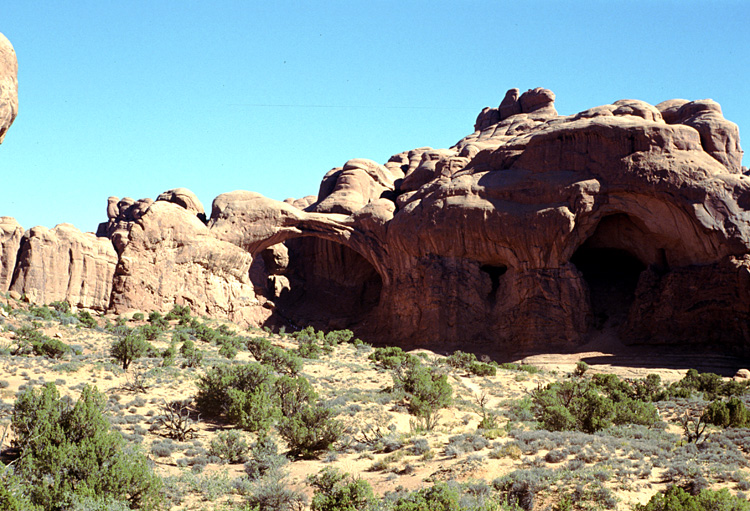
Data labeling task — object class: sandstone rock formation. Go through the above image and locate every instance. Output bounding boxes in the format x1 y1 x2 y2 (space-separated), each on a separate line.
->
0 32 18 144
9 224 117 310
0 216 23 292
3 86 750 357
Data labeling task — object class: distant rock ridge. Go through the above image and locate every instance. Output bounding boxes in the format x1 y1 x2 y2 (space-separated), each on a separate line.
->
3 83 750 356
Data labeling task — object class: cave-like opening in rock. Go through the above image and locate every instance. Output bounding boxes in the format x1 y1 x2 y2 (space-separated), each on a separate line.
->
480 264 508 304
254 237 383 331
571 220 648 329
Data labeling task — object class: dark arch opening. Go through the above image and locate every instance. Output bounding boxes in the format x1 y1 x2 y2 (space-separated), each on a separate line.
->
480 264 508 304
571 246 646 329
251 237 383 331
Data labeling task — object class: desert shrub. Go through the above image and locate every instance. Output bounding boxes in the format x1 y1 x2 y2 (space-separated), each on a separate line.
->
445 351 498 377
161 343 177 367
391 482 461 511
110 328 152 370
12 325 71 358
131 312 145 321
164 304 192 324
410 437 430 456
469 361 497 377
261 346 303 376
241 471 306 511
324 329 354 347
10 383 162 510
77 310 98 328
218 341 239 359
180 339 204 368
49 300 71 314
634 485 750 511
246 336 272 360
533 377 658 433
369 346 416 370
138 323 163 341
209 430 249 463
29 305 54 320
278 400 342 459
446 350 478 370
498 362 542 374
295 326 325 358
668 369 750 400
196 363 276 421
244 435 288 480
573 361 588 377
506 396 535 422
704 397 750 428
392 357 452 429
147 310 169 330
308 467 377 511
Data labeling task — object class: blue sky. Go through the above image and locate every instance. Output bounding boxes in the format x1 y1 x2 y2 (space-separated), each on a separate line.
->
1 1 748 233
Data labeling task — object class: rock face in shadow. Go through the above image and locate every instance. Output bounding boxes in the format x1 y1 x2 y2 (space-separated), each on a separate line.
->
0 32 18 144
4 86 750 356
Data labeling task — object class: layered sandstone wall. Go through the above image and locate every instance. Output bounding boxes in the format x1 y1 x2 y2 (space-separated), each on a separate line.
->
2 70 750 356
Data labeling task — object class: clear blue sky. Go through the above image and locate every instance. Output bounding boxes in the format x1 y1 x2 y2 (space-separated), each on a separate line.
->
1 1 748 233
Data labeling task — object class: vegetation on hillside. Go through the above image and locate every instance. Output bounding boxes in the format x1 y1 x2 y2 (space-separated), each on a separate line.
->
0 296 749 510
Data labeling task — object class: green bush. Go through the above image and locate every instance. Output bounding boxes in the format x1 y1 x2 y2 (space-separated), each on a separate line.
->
49 300 71 314
77 310 98 329
131 312 145 321
196 363 276 419
261 346 303 376
209 430 249 463
10 383 162 510
296 326 325 358
704 397 750 428
308 467 377 511
391 482 462 511
147 310 169 330
29 305 54 320
180 339 204 368
110 328 152 370
393 357 452 429
277 401 342 459
634 485 750 511
369 346 416 370
164 304 192 324
12 325 71 358
244 435 288 480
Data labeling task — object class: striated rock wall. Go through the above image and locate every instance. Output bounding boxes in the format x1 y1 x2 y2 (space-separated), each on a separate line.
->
8 224 117 310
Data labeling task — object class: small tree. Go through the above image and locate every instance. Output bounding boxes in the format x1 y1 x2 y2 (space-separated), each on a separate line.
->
393 357 452 430
11 383 162 510
110 328 150 370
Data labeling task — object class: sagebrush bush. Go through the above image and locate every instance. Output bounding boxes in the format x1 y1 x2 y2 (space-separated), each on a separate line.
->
308 467 377 511
209 430 249 463
634 486 750 510
392 357 452 430
10 383 162 510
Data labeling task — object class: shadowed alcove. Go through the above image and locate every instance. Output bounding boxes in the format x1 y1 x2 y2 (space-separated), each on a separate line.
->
251 236 383 331
571 214 652 328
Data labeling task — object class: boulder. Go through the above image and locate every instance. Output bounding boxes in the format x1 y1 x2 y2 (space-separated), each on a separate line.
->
9 224 117 309
156 187 205 215
0 33 18 144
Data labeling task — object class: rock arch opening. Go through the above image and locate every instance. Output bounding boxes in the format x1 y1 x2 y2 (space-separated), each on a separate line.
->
572 215 649 329
251 237 383 331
